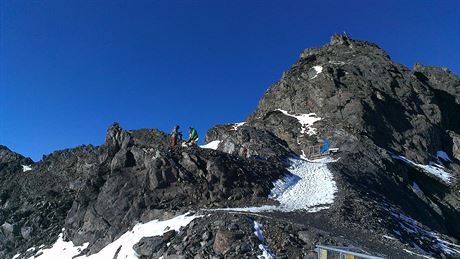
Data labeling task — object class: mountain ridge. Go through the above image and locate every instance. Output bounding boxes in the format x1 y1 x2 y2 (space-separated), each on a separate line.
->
1 35 460 259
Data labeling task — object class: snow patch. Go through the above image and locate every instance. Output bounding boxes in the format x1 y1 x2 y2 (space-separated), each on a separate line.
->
276 109 321 135
22 165 32 172
412 182 424 197
213 157 337 213
200 140 221 150
231 122 246 130
311 65 323 79
27 213 200 259
392 155 452 183
328 61 346 65
382 235 397 241
253 221 275 259
27 231 89 259
436 151 451 162
403 248 435 259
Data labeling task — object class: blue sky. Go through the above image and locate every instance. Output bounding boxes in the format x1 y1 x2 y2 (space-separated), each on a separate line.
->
1 0 459 161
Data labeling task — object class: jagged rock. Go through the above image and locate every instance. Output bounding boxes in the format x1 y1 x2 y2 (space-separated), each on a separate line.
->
205 125 294 163
1 223 14 239
133 236 164 257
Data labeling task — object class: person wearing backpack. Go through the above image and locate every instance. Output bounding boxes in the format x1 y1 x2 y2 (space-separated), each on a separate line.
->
187 127 199 146
170 125 183 147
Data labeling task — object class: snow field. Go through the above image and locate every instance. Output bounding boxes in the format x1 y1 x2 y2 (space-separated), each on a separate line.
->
213 156 338 213
22 213 200 259
270 157 337 211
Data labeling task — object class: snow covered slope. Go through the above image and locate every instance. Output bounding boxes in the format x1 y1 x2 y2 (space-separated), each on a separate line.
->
19 213 199 259
214 156 338 213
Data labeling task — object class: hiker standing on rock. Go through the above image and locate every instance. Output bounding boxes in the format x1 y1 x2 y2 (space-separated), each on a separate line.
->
186 127 199 146
170 125 182 147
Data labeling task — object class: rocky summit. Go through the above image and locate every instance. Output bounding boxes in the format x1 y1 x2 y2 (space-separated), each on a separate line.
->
2 35 460 259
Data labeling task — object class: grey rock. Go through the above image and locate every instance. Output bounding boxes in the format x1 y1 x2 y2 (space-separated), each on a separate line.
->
20 226 33 240
133 236 164 256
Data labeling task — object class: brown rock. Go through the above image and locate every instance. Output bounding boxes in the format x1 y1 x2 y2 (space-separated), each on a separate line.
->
212 228 244 254
163 230 176 242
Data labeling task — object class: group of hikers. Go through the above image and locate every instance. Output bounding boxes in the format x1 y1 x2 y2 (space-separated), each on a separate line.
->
170 125 198 147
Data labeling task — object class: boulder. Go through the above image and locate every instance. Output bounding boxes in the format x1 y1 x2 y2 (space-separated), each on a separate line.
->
213 228 244 254
133 236 164 257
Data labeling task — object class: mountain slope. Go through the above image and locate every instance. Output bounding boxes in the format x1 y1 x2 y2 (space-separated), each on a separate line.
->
2 35 460 259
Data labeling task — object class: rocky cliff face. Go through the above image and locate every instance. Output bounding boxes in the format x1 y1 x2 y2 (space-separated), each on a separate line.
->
0 124 287 258
206 35 460 257
1 35 460 259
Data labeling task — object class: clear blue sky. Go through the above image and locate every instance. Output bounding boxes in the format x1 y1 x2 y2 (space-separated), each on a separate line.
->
1 0 459 161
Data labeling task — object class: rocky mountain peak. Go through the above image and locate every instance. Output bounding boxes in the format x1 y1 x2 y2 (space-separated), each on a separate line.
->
2 36 460 259
0 145 33 172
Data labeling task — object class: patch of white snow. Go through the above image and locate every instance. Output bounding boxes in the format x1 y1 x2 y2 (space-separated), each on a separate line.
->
253 221 275 259
27 213 200 259
22 165 32 172
276 109 321 135
27 232 88 259
271 157 337 211
328 61 346 65
200 140 221 150
311 65 323 79
403 248 434 259
436 151 451 162
382 235 397 241
231 122 246 130
212 157 337 213
392 155 452 183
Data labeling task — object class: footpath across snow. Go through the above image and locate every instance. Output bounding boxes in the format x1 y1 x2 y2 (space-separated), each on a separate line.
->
214 157 338 213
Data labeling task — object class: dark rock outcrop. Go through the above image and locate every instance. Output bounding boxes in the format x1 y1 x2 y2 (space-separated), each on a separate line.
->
205 34 460 257
0 123 287 258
